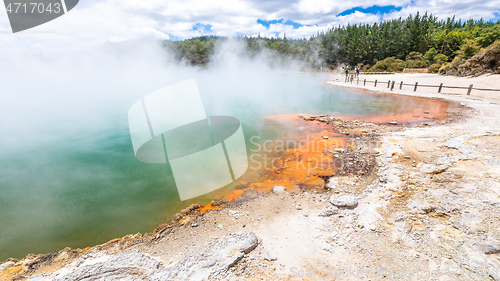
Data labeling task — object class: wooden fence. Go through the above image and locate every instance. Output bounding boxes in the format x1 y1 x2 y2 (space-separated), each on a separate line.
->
358 72 396 75
403 68 429 74
342 75 500 96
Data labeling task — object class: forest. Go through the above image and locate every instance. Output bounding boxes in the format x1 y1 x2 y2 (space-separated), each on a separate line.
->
162 13 500 75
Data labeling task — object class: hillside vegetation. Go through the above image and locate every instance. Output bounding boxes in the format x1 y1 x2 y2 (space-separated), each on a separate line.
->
161 13 500 76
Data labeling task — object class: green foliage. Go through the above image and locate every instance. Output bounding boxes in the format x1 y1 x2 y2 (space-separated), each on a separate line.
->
440 40 500 76
434 53 449 64
404 52 428 68
162 36 324 69
424 48 438 63
320 14 498 70
160 15 499 75
163 36 220 66
475 25 500 47
405 59 429 68
367 57 406 72
427 53 449 73
428 63 441 73
458 39 480 59
406 52 423 61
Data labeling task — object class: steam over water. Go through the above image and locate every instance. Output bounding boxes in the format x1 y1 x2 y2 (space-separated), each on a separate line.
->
0 41 445 261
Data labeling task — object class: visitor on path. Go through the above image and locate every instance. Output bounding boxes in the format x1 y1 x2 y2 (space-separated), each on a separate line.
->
355 66 360 77
345 66 349 77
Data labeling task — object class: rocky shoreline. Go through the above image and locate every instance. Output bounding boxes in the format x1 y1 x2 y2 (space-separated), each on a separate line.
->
1 77 499 281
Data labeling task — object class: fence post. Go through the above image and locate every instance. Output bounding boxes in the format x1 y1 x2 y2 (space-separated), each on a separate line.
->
374 80 377 87
363 79 366 86
357 77 359 85
391 81 395 91
414 82 418 92
387 80 391 88
438 83 443 93
467 84 473 95
399 81 403 90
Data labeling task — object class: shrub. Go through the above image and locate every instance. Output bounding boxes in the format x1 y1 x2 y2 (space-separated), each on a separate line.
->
406 52 423 61
475 26 500 47
457 39 480 59
438 63 449 74
434 54 449 64
405 59 429 68
404 51 430 68
428 63 441 73
439 40 500 76
469 40 500 73
367 57 405 72
424 48 438 63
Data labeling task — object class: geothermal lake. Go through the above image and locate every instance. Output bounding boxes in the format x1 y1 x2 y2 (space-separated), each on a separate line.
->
0 74 451 261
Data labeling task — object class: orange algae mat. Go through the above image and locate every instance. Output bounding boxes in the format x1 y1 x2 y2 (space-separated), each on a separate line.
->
206 91 457 208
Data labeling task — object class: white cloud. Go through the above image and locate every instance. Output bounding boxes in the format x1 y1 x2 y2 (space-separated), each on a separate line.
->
0 0 498 52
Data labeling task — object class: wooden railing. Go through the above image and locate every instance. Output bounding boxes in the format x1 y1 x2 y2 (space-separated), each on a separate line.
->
358 72 396 75
341 75 500 95
403 68 429 74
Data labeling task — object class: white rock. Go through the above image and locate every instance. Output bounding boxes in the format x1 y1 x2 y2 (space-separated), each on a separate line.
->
330 194 359 208
0 261 15 273
326 178 337 190
260 251 277 261
420 164 449 174
271 186 287 194
39 232 259 281
29 275 48 281
408 200 435 214
318 205 339 217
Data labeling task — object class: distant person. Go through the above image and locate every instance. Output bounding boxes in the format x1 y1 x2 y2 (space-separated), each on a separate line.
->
355 66 360 77
345 66 349 77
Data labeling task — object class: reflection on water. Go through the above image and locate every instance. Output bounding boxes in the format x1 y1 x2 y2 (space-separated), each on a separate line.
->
0 74 456 261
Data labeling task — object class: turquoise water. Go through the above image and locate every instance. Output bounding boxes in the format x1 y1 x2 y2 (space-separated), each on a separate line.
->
0 74 440 261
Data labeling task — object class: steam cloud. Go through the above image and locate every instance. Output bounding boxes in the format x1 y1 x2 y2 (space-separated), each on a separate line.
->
0 38 330 261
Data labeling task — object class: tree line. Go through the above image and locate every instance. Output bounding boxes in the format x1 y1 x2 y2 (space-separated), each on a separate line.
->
161 13 500 74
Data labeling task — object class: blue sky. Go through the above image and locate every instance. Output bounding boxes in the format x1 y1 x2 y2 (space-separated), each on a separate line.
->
255 5 405 34
257 19 305 29
0 0 499 52
192 23 213 33
493 12 500 22
337 5 403 17
249 3 499 39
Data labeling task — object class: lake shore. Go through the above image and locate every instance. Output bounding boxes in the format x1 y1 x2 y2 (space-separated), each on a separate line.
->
1 73 499 281
336 72 500 100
